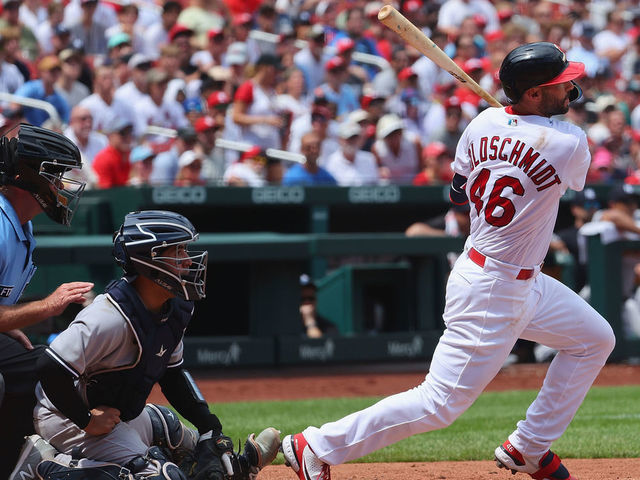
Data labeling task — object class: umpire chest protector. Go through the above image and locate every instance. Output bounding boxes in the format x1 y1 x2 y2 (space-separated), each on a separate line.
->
85 279 193 421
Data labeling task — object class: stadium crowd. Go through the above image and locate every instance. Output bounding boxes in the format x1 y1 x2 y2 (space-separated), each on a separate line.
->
1 0 640 188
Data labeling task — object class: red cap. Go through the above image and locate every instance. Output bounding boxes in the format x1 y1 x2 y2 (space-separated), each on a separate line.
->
404 0 422 12
423 142 448 158
169 24 193 42
444 96 462 109
336 37 355 54
232 13 253 26
325 56 345 71
207 91 231 109
463 58 485 74
240 145 264 162
207 28 224 40
498 8 514 22
538 61 586 87
472 13 487 29
485 30 504 42
398 67 416 81
194 115 217 133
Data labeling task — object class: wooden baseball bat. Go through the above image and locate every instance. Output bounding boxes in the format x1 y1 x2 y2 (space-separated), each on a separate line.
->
378 5 503 108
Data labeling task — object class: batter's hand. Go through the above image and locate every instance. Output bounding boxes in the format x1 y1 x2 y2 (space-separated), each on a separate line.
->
85 406 121 435
44 282 94 317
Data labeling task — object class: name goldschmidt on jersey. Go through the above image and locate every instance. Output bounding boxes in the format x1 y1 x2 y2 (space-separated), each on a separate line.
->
467 136 562 192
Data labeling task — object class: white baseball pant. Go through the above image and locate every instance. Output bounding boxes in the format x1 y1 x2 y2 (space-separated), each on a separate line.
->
304 251 616 465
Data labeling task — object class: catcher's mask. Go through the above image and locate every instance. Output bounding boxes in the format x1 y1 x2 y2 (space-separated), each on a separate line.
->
113 210 208 301
0 124 85 226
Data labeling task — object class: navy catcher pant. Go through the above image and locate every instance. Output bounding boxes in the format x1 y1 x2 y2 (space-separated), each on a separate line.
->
0 334 45 478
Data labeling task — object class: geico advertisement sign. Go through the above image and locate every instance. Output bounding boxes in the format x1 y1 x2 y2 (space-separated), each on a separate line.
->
348 186 401 203
152 186 207 204
252 186 305 204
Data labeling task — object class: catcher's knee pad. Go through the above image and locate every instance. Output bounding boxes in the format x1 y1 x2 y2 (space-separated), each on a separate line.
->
134 462 187 480
37 459 133 480
145 404 199 454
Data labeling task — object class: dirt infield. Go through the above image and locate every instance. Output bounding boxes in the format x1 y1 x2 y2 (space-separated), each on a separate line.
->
149 363 640 479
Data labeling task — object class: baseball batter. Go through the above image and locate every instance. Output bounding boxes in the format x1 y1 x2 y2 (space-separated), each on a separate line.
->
14 211 280 480
282 43 616 480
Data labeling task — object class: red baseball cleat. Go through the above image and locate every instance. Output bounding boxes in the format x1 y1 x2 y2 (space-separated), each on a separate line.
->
281 433 331 480
495 440 578 480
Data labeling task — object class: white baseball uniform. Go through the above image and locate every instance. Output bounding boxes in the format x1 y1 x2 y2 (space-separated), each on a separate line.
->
302 106 616 464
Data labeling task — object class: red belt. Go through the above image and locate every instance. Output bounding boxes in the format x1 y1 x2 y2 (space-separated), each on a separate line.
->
468 248 535 280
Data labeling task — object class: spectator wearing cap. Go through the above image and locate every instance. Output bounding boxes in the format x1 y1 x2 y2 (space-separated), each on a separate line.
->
68 0 108 55
566 22 602 80
63 105 107 188
0 34 24 95
223 41 249 92
230 12 252 43
283 131 336 186
325 121 379 186
128 145 156 186
333 36 369 90
143 0 182 57
174 150 206 186
135 68 189 138
14 56 69 126
92 118 134 188
56 48 90 108
232 53 285 149
318 56 359 118
329 9 380 80
436 0 499 38
50 24 73 56
223 145 267 187
428 96 465 155
288 103 339 166
293 24 329 93
79 64 136 134
206 90 230 125
150 125 198 184
386 68 423 118
372 113 421 184
114 53 153 110
168 23 195 73
106 3 145 55
372 47 411 98
191 27 228 71
0 0 38 61
412 141 453 186
106 32 133 63
34 1 65 55
194 114 224 183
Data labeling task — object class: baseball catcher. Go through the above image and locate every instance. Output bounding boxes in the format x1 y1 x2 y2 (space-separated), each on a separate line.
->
10 210 280 480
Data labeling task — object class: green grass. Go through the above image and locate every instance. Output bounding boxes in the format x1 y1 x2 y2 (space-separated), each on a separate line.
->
182 385 640 463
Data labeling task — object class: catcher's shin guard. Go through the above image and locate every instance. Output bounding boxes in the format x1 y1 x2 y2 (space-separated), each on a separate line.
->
145 404 199 464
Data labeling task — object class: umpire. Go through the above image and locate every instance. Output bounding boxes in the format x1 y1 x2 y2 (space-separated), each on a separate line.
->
0 124 93 476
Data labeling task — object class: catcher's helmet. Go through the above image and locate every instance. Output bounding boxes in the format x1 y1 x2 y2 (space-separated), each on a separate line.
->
113 210 208 301
0 124 85 225
499 42 585 104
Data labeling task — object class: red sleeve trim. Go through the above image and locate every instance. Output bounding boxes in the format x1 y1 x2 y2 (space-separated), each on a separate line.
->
234 81 254 103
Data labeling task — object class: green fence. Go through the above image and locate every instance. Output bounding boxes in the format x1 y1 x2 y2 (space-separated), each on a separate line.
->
24 185 640 366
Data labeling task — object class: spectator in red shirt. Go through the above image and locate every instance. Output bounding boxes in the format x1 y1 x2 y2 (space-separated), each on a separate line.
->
413 141 453 186
92 118 134 188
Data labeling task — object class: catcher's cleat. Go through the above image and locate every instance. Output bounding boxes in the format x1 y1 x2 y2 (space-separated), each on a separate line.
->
281 433 330 480
494 440 578 480
9 434 57 480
